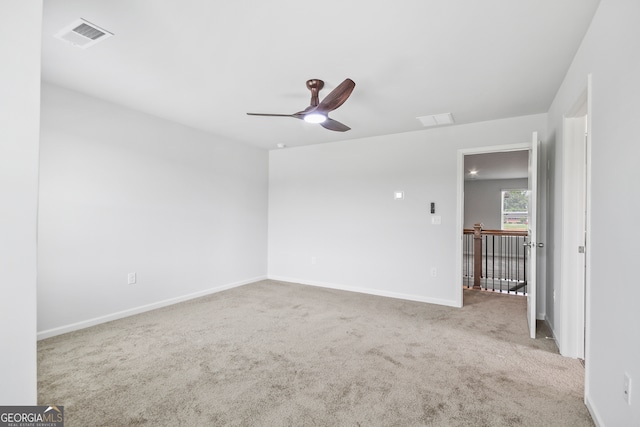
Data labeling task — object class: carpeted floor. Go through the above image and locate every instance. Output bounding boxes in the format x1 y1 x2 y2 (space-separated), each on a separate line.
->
38 280 593 426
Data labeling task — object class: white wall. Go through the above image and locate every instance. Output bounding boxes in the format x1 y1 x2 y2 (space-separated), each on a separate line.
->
464 178 528 229
0 0 41 405
269 114 546 307
37 83 268 337
546 0 640 424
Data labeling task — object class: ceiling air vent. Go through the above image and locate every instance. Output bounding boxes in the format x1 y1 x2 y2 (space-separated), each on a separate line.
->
54 18 113 49
417 113 454 128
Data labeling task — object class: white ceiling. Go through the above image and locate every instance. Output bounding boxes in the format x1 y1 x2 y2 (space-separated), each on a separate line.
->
41 0 600 150
464 151 529 181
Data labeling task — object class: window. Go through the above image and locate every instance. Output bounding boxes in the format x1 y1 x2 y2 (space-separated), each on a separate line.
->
501 189 528 230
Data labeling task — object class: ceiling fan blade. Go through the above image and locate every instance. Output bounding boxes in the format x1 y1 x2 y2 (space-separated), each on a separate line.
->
246 113 294 117
320 118 351 132
291 105 318 118
315 78 356 113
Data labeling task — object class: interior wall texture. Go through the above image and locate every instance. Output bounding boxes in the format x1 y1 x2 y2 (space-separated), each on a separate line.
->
546 0 639 424
268 114 546 308
37 83 269 336
0 0 42 405
464 178 528 230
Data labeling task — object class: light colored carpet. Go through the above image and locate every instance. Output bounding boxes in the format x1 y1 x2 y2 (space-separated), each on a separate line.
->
38 280 593 426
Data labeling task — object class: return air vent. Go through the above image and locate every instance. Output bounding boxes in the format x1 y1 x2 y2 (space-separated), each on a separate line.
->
54 19 113 49
417 113 454 128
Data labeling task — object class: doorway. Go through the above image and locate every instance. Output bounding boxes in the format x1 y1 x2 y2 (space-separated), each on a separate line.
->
456 137 539 339
462 151 529 294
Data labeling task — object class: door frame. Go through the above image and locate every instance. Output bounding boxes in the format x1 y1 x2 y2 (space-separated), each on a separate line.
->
527 133 539 338
559 75 592 361
455 142 533 309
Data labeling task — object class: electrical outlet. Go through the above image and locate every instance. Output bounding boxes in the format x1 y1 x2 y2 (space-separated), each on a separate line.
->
311 257 317 265
624 373 632 404
430 268 437 277
127 272 136 285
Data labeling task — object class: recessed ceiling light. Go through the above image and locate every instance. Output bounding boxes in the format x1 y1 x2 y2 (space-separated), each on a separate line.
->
417 113 454 127
469 170 478 175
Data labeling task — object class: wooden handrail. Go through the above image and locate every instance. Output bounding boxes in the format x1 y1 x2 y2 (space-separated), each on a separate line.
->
464 228 527 236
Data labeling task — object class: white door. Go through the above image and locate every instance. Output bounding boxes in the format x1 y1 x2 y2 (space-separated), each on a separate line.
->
526 132 538 339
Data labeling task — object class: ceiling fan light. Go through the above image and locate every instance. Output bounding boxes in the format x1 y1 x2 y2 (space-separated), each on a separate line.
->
304 113 327 124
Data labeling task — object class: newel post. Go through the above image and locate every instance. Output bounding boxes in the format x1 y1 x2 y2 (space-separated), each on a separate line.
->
473 223 483 290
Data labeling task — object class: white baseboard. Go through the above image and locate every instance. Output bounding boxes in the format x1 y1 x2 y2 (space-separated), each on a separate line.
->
544 315 558 338
37 275 267 340
543 314 568 356
268 275 459 308
585 394 603 427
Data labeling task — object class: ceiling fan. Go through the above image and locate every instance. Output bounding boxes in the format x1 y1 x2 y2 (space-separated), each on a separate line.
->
247 78 355 132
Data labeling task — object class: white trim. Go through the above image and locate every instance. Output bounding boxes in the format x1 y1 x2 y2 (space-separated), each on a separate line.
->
585 393 603 427
37 276 267 340
545 315 559 341
458 142 532 156
527 133 539 339
559 80 590 359
584 73 594 405
455 151 465 308
268 275 460 308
